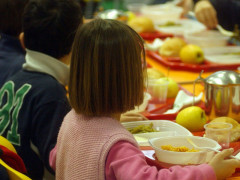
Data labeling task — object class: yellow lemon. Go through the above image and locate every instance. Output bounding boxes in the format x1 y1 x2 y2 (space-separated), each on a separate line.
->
176 106 207 132
152 77 179 98
127 16 155 33
180 44 204 64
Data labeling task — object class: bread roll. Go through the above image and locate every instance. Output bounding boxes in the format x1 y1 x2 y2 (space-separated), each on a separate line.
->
159 37 186 57
127 17 155 33
211 117 240 142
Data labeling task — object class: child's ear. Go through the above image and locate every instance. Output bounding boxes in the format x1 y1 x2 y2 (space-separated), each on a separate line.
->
19 32 26 50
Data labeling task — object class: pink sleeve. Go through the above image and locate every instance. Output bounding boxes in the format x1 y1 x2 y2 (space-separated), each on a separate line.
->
105 141 216 180
49 145 57 172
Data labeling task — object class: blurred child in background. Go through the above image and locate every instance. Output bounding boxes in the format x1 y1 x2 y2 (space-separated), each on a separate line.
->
0 0 83 179
50 19 240 180
0 0 28 87
193 0 240 31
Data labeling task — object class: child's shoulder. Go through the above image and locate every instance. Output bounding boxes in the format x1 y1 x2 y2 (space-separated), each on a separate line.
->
9 70 67 99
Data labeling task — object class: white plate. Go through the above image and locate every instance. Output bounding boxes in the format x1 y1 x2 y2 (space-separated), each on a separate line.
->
203 46 240 64
155 19 206 36
122 120 192 146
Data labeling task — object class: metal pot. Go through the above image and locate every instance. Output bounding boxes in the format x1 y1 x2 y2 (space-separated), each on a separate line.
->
197 70 240 122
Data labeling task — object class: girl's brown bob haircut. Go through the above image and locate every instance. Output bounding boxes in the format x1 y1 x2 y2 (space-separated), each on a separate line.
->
69 19 146 116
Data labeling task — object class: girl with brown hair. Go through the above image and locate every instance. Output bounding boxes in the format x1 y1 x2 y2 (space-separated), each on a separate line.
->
50 19 240 180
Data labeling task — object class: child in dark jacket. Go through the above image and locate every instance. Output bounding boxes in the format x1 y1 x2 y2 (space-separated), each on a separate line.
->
0 0 28 87
0 0 83 179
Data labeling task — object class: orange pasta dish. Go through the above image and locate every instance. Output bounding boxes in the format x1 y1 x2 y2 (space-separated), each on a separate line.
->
161 145 199 152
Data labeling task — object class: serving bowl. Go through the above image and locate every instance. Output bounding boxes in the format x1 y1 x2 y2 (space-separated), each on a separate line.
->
149 136 221 165
198 70 240 121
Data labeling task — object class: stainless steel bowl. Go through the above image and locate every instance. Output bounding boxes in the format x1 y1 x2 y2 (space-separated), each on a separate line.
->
199 70 240 122
205 70 240 85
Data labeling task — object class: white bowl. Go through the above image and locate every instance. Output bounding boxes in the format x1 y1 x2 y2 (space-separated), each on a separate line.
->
149 136 221 165
122 120 192 146
184 30 229 48
140 4 183 23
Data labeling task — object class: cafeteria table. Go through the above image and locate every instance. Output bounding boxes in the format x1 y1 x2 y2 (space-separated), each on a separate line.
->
143 55 240 179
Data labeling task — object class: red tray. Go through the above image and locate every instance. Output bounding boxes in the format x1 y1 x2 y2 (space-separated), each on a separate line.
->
141 86 205 120
146 50 240 72
140 31 174 41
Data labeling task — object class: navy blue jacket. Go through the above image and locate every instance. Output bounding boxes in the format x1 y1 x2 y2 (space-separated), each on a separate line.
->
0 164 8 180
0 70 71 179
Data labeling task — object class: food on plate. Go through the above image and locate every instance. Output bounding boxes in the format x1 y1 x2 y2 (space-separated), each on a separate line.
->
159 37 186 57
161 145 199 152
158 21 181 27
180 44 204 64
127 16 155 33
146 68 165 80
211 116 240 142
176 106 207 132
128 123 159 134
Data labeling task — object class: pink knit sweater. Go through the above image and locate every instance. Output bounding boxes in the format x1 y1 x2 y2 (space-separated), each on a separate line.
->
55 109 138 180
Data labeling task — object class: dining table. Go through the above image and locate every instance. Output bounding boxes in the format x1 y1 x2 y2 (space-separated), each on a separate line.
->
142 52 240 179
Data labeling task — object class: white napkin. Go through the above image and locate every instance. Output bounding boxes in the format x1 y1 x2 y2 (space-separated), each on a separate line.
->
164 90 203 114
145 38 164 51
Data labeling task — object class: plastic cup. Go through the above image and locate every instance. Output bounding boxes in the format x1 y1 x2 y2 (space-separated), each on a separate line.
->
204 122 232 149
147 79 169 104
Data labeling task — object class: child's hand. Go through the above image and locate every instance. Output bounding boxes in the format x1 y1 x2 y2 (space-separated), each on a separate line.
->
120 112 148 122
208 148 240 180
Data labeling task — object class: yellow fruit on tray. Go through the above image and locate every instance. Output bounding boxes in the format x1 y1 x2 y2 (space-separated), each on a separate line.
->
180 44 204 64
164 77 179 98
152 77 179 98
159 37 186 57
176 106 207 132
127 16 155 33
